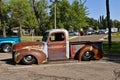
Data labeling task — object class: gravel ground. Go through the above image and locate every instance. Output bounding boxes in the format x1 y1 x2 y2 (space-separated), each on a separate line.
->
0 53 120 80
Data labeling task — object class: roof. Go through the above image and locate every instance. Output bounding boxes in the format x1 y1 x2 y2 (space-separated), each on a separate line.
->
46 29 69 40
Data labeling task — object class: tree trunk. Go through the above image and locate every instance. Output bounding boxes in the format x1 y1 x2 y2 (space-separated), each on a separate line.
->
3 22 6 37
32 0 44 35
19 24 22 37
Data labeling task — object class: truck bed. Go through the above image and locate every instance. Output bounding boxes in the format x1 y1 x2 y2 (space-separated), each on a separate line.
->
69 41 103 59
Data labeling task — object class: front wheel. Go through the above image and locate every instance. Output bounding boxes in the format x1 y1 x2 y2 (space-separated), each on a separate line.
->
2 44 12 53
22 55 36 65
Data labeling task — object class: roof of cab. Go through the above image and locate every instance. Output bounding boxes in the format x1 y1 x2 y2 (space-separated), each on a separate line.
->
46 29 67 33
46 29 69 40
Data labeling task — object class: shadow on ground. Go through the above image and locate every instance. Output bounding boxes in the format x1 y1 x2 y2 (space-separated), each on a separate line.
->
0 53 120 65
0 58 14 65
103 54 120 64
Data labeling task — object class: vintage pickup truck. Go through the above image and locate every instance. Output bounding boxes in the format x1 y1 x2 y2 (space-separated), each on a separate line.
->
0 36 20 53
12 29 103 65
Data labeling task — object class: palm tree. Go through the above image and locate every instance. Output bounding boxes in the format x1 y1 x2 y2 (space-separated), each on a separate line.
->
106 0 111 49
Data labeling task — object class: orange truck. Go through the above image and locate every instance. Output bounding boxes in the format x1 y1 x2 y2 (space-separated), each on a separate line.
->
12 29 103 65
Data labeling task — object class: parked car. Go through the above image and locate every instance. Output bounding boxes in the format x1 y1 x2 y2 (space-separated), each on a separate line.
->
0 36 20 53
98 29 108 34
86 30 96 35
69 32 79 36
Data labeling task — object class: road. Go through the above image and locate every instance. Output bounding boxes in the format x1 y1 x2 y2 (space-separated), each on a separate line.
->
0 53 120 80
0 34 120 80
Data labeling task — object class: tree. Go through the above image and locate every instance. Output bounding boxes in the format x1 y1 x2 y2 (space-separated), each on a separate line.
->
112 20 120 28
31 0 48 35
98 15 107 29
9 0 37 36
49 0 88 31
87 18 98 30
0 0 9 37
53 0 71 29
70 0 88 30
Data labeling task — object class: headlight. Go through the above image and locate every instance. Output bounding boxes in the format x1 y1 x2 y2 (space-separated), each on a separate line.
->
37 45 44 50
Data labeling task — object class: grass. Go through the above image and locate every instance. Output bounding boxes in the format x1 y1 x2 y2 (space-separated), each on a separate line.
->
103 42 120 54
21 36 42 42
112 32 120 38
103 32 120 55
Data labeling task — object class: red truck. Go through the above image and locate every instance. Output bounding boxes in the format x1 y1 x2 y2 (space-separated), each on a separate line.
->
12 29 103 65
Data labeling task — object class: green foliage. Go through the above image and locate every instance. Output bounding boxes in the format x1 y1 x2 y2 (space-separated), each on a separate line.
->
57 0 71 29
49 0 88 31
112 20 120 28
98 15 107 29
0 1 9 21
71 0 88 30
9 0 38 28
30 0 49 35
1 0 120 36
0 0 9 36
87 18 98 29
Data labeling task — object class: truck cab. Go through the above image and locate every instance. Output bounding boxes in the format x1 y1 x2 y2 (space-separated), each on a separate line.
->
12 29 103 65
42 29 69 60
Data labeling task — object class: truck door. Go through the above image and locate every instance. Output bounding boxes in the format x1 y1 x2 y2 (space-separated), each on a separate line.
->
48 32 67 60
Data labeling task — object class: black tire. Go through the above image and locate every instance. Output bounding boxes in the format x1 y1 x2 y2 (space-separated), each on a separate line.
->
82 51 94 61
22 55 36 65
2 44 12 53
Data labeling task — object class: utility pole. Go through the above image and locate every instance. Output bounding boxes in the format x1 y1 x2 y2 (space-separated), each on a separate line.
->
50 0 58 29
106 0 111 49
54 2 56 29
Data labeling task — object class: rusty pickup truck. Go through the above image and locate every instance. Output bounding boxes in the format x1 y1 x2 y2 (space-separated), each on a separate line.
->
12 29 103 65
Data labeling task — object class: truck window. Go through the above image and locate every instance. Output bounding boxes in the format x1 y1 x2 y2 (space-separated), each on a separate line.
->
42 32 49 42
50 33 65 42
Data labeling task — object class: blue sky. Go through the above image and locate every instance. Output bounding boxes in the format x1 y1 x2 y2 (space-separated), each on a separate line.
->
49 0 120 21
84 0 120 21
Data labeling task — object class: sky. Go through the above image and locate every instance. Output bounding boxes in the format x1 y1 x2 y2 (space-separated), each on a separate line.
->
49 0 120 21
84 0 120 21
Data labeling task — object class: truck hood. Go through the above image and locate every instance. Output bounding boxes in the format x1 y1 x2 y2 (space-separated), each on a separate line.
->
13 42 44 51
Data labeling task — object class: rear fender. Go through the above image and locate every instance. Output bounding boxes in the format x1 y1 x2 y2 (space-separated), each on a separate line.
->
15 49 46 64
75 45 104 61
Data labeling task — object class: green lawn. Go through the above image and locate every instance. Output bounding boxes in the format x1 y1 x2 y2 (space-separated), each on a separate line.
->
103 42 120 54
103 32 120 54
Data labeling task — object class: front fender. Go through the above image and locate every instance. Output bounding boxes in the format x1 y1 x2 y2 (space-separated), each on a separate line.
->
15 49 47 64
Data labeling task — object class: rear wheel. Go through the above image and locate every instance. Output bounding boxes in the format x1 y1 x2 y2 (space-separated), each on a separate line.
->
22 55 36 65
82 51 94 61
2 44 12 53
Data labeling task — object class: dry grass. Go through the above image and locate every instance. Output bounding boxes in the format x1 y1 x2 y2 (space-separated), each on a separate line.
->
21 36 42 42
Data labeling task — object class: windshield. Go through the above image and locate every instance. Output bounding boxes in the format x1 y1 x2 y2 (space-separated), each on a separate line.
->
42 32 49 42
